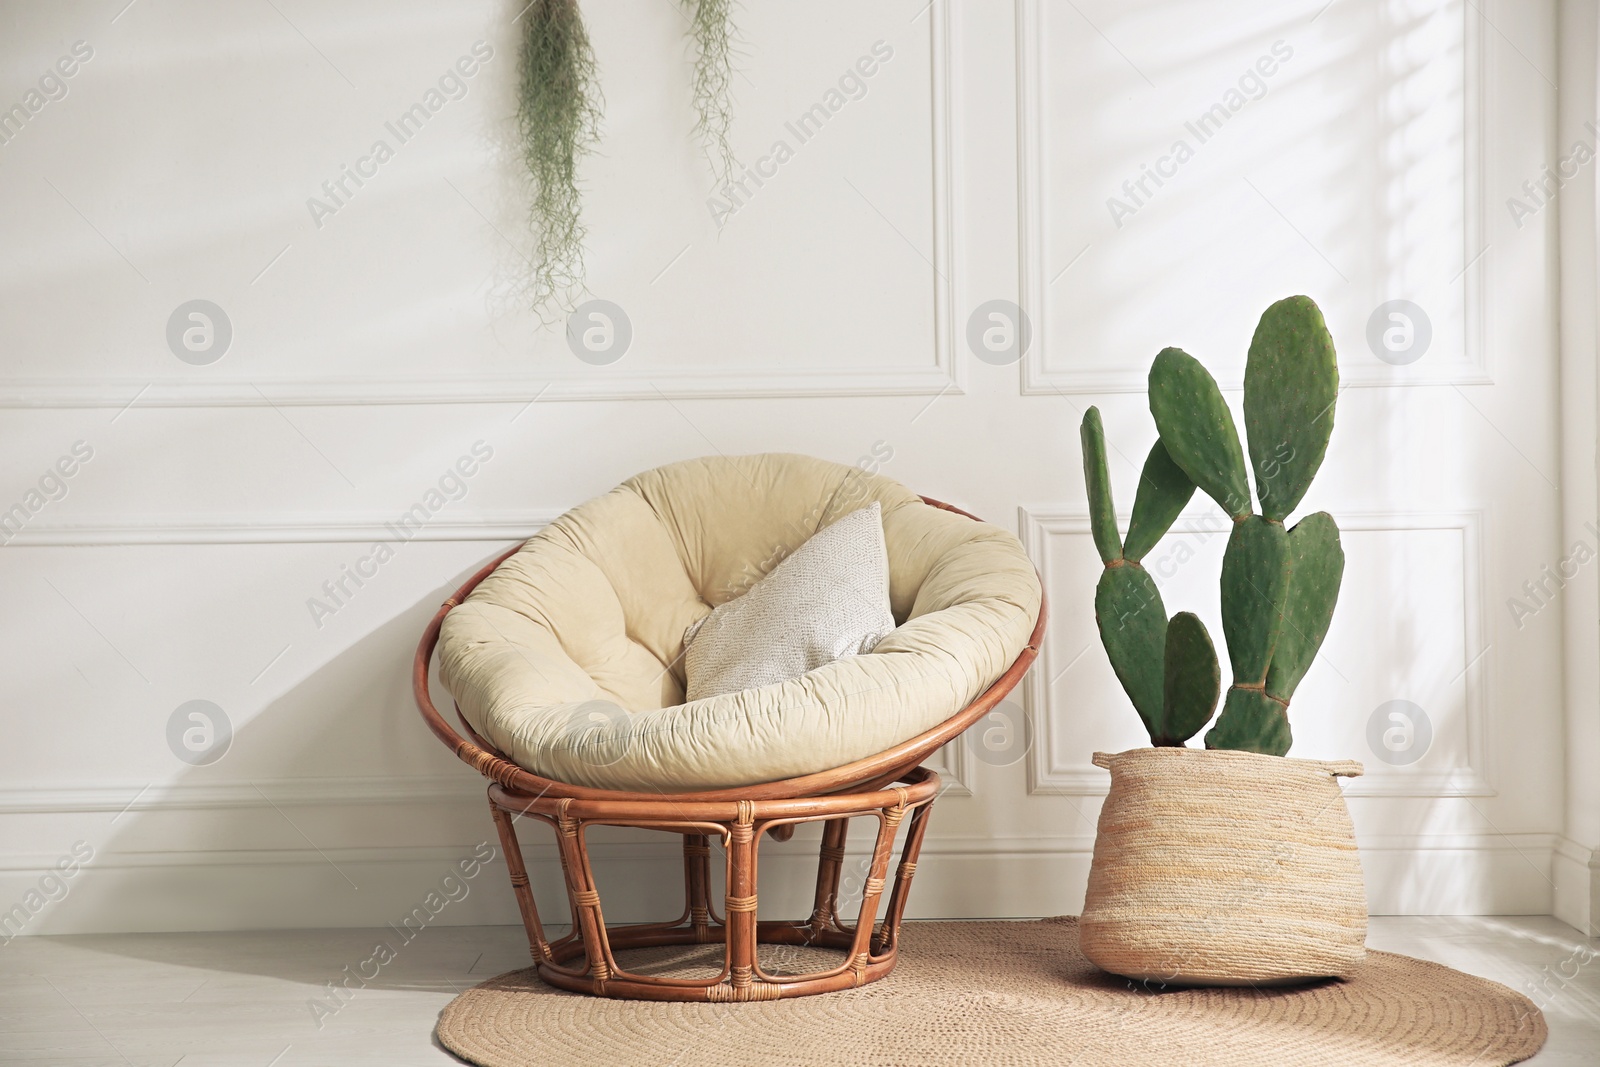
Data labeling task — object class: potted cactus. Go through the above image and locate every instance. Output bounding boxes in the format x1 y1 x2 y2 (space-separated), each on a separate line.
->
1076 295 1368 986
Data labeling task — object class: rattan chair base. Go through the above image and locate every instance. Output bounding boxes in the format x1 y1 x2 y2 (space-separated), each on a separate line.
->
486 768 940 1002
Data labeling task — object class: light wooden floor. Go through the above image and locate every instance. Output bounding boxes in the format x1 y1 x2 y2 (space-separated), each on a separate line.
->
2 917 1596 1065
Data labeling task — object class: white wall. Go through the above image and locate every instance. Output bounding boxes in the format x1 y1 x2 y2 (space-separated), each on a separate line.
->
0 0 1574 936
1555 0 1600 937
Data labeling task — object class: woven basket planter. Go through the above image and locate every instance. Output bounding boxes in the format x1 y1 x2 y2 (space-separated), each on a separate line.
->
1080 747 1367 986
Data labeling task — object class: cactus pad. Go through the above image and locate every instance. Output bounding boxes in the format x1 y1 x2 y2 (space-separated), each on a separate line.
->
1220 515 1290 684
1094 565 1167 735
1148 348 1252 519
1123 439 1196 563
1244 296 1339 522
1266 511 1344 702
1081 407 1122 564
1158 611 1220 745
1204 686 1292 755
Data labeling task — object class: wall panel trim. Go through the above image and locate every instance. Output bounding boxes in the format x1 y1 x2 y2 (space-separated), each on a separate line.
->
1014 0 1492 394
0 512 564 547
0 7 961 411
0 830 1559 872
1019 506 1492 797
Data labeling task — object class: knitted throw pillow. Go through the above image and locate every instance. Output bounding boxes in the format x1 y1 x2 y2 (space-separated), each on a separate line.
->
683 503 895 702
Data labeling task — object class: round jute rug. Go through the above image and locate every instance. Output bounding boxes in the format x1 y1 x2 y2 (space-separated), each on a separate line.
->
436 917 1547 1067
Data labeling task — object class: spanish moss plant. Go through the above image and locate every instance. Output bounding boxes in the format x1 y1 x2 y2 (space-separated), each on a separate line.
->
681 0 738 187
518 0 603 317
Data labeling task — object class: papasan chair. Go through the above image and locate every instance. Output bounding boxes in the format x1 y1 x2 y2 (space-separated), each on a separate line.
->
414 454 1044 1001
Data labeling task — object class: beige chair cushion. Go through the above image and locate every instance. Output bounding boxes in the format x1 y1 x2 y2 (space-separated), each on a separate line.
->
437 454 1042 792
683 502 894 702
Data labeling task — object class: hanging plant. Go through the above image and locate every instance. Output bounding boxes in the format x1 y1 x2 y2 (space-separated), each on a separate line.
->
516 0 736 316
517 0 603 317
681 0 738 188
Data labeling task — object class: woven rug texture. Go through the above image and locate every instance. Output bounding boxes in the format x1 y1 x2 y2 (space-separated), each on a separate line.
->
435 916 1547 1067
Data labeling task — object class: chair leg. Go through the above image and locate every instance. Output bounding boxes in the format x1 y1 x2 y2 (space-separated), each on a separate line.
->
682 833 715 943
489 798 553 965
809 817 850 934
724 803 759 992
874 799 933 958
844 797 907 985
552 800 615 992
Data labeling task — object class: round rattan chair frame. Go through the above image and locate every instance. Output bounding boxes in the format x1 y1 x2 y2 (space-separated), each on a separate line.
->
414 497 1046 1001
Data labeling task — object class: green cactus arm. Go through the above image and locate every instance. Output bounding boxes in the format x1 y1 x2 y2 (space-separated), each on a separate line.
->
1094 564 1166 739
1244 295 1339 522
1157 611 1220 745
1204 685 1292 755
1123 439 1197 563
1080 407 1122 564
1265 511 1344 702
1220 515 1291 684
1148 348 1252 519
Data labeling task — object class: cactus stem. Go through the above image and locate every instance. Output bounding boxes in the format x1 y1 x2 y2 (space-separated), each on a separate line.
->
1229 681 1289 707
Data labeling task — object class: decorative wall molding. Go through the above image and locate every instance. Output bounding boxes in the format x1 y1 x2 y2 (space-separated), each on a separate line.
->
1553 835 1598 870
1014 0 1492 394
0 776 487 816
0 755 970 820
927 0 960 404
0 498 974 802
1 510 973 797
0 368 963 409
0 828 1561 934
1553 836 1600 936
0 830 1560 873
927 739 974 797
0 7 960 411
1019 507 1492 798
0 844 496 873
0 511 563 547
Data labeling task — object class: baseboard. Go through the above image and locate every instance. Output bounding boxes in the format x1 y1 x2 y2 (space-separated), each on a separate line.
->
0 831 1567 937
1553 836 1600 936
0 776 485 815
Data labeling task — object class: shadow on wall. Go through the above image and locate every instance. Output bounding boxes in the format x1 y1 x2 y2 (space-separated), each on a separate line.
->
23 555 520 943
18 543 865 985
